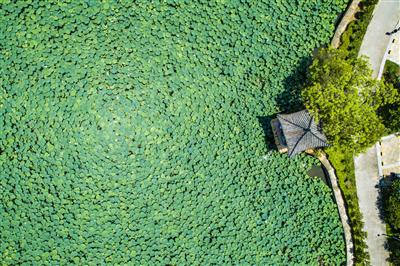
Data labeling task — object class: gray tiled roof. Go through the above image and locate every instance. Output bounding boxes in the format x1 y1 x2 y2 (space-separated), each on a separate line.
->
277 110 329 157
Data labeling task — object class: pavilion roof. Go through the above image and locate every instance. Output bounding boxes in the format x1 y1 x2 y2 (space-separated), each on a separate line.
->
277 110 329 157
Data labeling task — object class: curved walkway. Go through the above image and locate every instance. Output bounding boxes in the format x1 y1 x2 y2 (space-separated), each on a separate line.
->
310 151 354 266
355 1 400 265
358 0 400 78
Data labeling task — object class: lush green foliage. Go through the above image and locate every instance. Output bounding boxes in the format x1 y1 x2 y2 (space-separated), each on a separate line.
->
304 49 398 264
339 0 378 58
0 1 347 264
380 60 400 133
329 1 398 263
386 225 400 265
386 227 400 265
385 179 400 230
384 60 400 89
383 178 400 265
302 48 397 154
326 147 370 265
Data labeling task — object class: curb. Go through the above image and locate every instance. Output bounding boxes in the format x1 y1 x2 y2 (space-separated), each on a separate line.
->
308 150 354 266
331 0 361 48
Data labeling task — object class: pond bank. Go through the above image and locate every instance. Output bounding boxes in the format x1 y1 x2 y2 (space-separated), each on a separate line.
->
308 150 354 266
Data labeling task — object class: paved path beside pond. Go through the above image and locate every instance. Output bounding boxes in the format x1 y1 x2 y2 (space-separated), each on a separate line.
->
355 1 399 265
315 152 354 266
358 0 400 78
354 145 389 266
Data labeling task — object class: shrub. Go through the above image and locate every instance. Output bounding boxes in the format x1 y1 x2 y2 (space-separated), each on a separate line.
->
339 0 379 58
379 60 400 133
326 147 370 265
384 179 400 230
383 178 400 264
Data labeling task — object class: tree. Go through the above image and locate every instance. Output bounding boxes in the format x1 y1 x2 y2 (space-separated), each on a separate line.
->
302 48 398 154
384 178 400 265
379 60 400 133
385 179 400 230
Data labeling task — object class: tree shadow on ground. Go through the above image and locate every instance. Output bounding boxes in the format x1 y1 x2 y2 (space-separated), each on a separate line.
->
376 174 399 222
376 174 399 254
276 56 311 113
257 56 312 151
256 115 276 151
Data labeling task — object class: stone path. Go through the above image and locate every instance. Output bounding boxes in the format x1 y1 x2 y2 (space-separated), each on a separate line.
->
315 152 354 266
358 0 400 78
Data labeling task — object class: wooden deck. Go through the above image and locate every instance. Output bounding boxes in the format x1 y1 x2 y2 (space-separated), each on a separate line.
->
270 118 288 153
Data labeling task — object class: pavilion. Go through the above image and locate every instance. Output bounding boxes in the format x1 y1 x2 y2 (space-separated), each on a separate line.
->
270 110 329 157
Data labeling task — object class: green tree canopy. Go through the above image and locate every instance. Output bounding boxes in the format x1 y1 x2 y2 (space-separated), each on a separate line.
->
302 48 398 153
385 179 400 230
379 60 400 133
384 178 400 265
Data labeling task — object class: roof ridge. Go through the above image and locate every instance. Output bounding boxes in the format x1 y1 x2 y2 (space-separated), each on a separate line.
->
288 130 309 157
277 114 308 130
309 130 328 145
277 110 329 156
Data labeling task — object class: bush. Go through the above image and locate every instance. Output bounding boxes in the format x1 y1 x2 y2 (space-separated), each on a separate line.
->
379 60 400 133
384 179 400 230
383 179 400 264
383 60 400 89
339 0 379 58
326 147 370 265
